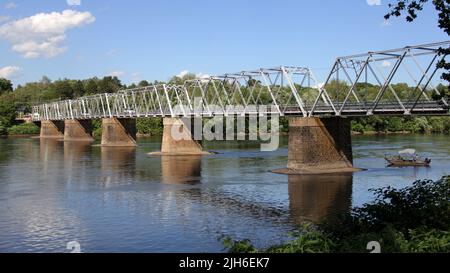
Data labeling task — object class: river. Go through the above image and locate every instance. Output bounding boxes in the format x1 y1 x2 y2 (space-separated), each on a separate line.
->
0 134 449 252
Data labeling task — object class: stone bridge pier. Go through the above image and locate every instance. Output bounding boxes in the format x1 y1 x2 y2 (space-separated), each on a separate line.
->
64 119 94 142
101 118 137 147
150 117 210 155
39 120 65 139
274 117 360 174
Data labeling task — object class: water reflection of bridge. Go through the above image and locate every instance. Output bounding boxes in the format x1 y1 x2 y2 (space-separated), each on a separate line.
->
156 154 353 224
40 139 353 225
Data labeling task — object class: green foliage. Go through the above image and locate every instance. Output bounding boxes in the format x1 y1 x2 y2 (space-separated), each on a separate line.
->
280 117 289 133
97 76 123 93
385 0 450 93
0 78 13 95
222 237 257 253
386 117 404 132
136 118 163 135
351 116 449 134
0 123 6 135
138 80 150 87
0 101 16 127
351 177 450 234
351 121 364 133
84 79 98 95
265 224 335 253
53 80 74 99
72 80 85 97
92 119 102 138
224 176 450 253
7 123 40 135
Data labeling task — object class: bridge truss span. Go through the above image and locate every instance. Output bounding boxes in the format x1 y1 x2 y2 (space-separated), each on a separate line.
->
32 41 450 121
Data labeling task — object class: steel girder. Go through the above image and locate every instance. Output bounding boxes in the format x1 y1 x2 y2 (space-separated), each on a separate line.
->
32 42 450 121
313 41 450 116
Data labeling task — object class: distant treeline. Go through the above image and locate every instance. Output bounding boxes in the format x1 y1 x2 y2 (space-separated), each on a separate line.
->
350 116 450 134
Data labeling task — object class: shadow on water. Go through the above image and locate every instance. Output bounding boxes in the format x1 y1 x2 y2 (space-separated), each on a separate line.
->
288 174 353 225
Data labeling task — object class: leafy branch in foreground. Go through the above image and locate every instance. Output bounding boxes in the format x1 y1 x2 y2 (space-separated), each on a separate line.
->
385 0 450 98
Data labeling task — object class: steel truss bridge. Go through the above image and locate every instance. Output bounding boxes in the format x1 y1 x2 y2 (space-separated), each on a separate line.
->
32 41 449 121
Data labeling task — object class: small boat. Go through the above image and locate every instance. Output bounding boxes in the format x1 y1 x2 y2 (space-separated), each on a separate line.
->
385 149 431 167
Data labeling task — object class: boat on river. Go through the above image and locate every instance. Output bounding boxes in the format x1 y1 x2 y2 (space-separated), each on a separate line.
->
385 149 431 167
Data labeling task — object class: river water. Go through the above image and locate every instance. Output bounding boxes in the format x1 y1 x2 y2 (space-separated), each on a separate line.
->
0 135 449 252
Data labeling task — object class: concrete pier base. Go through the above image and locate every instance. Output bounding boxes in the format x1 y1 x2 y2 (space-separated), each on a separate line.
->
40 120 64 139
149 118 210 155
273 117 361 174
100 118 137 147
64 119 94 142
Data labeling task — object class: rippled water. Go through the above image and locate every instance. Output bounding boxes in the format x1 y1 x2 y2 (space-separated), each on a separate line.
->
0 135 449 252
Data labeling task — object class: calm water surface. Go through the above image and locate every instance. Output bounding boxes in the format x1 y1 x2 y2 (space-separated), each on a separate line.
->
0 135 449 252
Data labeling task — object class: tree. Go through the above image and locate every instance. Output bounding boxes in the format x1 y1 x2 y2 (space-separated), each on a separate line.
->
385 0 450 98
98 76 123 93
72 80 85 98
40 76 51 85
85 79 98 95
53 80 74 99
0 78 13 95
0 100 16 128
138 80 150 87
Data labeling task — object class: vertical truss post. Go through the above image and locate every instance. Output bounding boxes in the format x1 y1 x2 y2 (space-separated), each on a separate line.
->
369 51 407 115
281 66 307 117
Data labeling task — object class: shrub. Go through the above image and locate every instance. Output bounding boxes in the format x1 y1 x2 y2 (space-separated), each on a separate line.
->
0 124 6 135
386 117 404 132
7 123 40 135
136 118 163 135
351 122 364 133
428 117 445 133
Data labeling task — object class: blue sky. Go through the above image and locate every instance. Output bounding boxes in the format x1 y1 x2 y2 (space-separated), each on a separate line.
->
0 0 448 86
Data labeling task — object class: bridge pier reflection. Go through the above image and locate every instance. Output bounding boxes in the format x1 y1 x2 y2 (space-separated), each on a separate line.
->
100 146 136 186
161 156 202 184
288 174 353 224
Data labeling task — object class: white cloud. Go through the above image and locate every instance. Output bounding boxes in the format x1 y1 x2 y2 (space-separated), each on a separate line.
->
0 10 95 58
367 0 381 6
381 61 391 68
108 70 125 77
177 70 190 78
196 73 210 83
0 66 20 79
4 2 17 9
131 72 141 83
313 82 325 89
196 73 210 79
0 15 10 23
67 0 81 6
